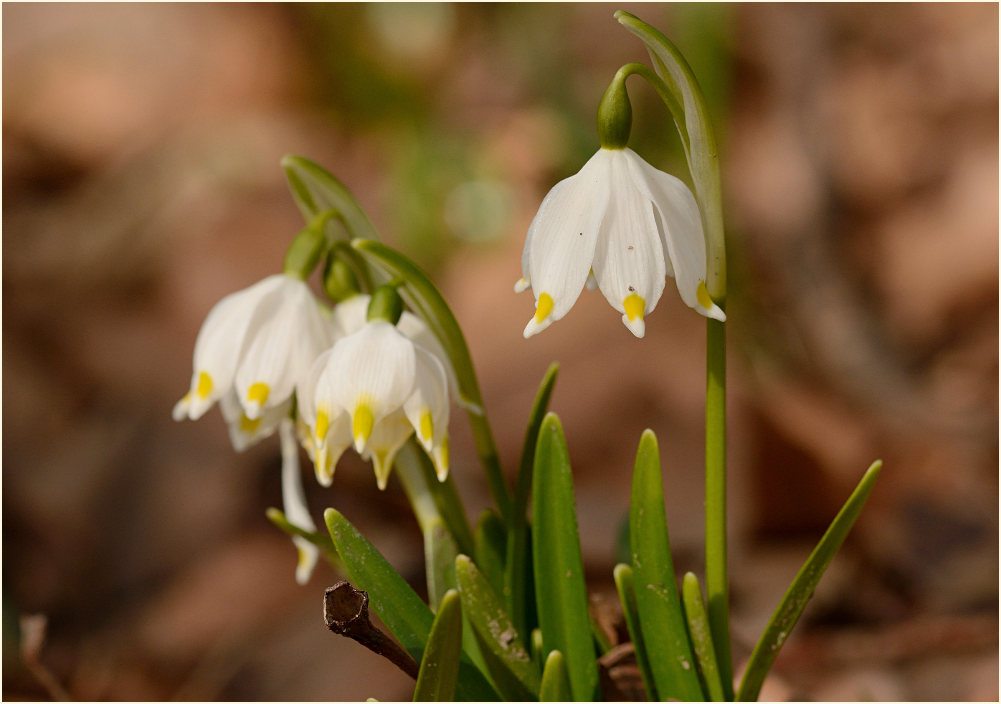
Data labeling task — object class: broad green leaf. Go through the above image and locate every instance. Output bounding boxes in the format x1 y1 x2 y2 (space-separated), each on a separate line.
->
266 507 338 563
539 650 572 702
736 460 883 702
281 155 380 242
614 11 726 299
532 414 599 702
505 363 558 641
682 572 725 702
352 238 512 523
612 564 658 700
475 510 508 599
455 555 540 701
629 430 704 701
324 509 432 661
413 590 464 702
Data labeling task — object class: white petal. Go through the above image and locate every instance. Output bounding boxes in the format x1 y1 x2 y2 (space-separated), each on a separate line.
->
397 311 459 404
625 150 724 321
330 294 371 338
319 322 417 450
591 150 667 338
523 150 611 333
363 410 413 490
403 346 449 453
235 278 333 420
183 275 287 419
279 419 319 584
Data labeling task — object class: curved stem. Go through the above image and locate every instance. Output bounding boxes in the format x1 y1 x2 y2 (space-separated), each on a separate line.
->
615 62 689 156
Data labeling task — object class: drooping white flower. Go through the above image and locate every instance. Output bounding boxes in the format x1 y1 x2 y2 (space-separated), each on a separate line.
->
297 295 451 490
515 147 725 338
173 273 334 450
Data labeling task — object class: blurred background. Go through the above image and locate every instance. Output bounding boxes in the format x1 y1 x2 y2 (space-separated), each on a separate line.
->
3 3 997 701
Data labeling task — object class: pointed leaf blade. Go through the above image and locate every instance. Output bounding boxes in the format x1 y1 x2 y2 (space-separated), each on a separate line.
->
736 460 883 702
413 590 464 702
682 572 725 702
282 155 380 242
612 564 658 701
629 430 704 701
539 650 573 702
532 413 599 701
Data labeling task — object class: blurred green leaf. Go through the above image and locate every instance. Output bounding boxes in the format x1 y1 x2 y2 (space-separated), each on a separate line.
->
455 555 540 701
413 590 464 702
532 413 598 701
425 518 459 612
398 440 475 558
736 460 883 702
506 363 558 641
266 507 339 563
281 155 380 242
612 564 658 700
629 430 703 701
682 572 725 702
539 650 572 702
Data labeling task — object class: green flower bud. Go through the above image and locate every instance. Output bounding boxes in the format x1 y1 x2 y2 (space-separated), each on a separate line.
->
322 256 361 302
366 284 404 325
283 225 327 280
596 71 632 150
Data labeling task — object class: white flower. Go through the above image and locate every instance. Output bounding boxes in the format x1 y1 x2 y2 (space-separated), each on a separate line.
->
297 295 451 490
278 418 320 584
173 273 334 450
515 147 725 338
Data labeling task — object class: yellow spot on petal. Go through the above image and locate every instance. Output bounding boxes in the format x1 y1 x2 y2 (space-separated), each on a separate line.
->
534 292 554 323
419 409 434 444
373 451 392 490
353 402 375 447
239 414 261 434
696 281 714 310
623 293 646 322
247 382 270 406
196 371 213 400
296 545 310 570
315 408 330 442
434 437 450 481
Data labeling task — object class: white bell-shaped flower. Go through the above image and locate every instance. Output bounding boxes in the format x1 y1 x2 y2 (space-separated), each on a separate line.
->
278 418 320 584
516 147 726 338
173 273 334 450
298 295 451 490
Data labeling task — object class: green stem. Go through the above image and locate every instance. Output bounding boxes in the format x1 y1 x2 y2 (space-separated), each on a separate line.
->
396 451 441 533
615 62 689 156
705 314 732 699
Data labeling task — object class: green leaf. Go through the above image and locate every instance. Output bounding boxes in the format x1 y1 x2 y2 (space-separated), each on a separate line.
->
455 555 540 701
612 564 658 700
736 460 883 702
614 11 726 299
352 238 512 523
281 155 380 242
266 507 339 563
425 519 459 612
324 509 432 661
629 430 704 701
682 572 725 702
475 510 508 599
539 650 573 702
505 363 558 641
414 590 464 702
532 413 599 702
398 440 476 558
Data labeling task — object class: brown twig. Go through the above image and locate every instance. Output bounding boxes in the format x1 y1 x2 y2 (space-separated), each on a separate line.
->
323 581 419 680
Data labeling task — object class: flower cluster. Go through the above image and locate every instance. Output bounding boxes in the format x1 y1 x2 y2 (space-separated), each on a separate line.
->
175 273 453 582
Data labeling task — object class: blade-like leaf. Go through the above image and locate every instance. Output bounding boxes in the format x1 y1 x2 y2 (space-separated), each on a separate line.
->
475 510 508 599
352 238 512 523
629 430 704 701
281 155 380 242
682 572 725 702
532 413 599 702
455 555 540 701
425 519 458 612
325 509 432 661
736 460 883 702
413 590 464 702
505 363 558 641
539 650 573 702
612 564 658 700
